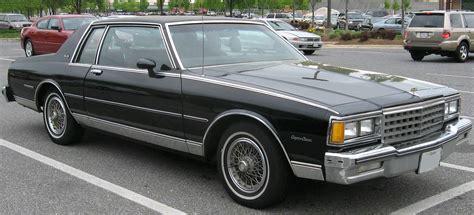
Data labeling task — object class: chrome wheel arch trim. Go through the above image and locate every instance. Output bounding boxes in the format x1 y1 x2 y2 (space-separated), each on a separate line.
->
203 109 295 172
33 79 75 118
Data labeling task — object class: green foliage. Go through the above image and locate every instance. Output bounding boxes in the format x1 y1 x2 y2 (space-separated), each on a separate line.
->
402 0 411 10
384 0 391 10
392 0 400 12
0 30 20 38
328 32 338 39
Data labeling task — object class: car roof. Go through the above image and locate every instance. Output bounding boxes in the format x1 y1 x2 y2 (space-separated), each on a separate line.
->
41 15 96 18
93 16 256 25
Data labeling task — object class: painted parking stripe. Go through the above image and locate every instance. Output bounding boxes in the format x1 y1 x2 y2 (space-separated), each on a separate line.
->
426 73 474 79
391 180 474 215
0 57 14 62
0 139 186 215
441 162 474 173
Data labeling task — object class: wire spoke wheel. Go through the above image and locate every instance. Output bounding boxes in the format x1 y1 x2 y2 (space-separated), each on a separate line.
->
226 136 267 193
46 96 66 137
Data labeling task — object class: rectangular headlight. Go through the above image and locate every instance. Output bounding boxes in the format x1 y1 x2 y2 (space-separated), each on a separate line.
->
449 100 458 114
330 116 381 145
360 119 375 135
344 122 358 139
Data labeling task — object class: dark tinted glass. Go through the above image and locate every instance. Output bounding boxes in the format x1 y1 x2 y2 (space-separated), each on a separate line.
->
47 18 59 29
37 19 49 29
98 26 170 69
464 14 474 28
450 14 463 28
410 14 444 28
77 27 105 64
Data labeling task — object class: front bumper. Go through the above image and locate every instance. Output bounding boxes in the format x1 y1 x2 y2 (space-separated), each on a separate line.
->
291 41 323 51
325 118 472 184
2 86 15 103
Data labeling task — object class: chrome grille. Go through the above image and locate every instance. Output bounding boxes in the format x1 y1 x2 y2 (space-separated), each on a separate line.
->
383 102 445 144
302 37 320 42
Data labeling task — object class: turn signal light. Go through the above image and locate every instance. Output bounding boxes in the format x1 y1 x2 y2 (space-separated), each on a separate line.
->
441 31 451 39
330 121 345 144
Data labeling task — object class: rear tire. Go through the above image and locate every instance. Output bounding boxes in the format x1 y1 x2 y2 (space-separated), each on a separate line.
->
43 89 84 145
410 51 424 61
24 39 35 57
454 42 469 63
217 121 290 208
303 50 315 55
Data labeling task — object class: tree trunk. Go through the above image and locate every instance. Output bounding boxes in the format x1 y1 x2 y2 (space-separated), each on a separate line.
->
401 0 405 35
345 0 348 30
326 0 331 29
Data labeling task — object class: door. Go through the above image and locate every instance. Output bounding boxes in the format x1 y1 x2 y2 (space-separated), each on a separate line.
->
31 18 50 54
45 18 67 53
384 18 396 30
463 13 474 51
84 25 183 139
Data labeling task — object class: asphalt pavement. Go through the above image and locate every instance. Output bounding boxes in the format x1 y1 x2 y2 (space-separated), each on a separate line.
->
0 41 473 214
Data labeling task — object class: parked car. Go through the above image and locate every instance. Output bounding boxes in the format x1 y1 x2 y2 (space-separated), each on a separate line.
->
0 13 32 30
20 15 96 57
3 16 471 208
337 12 365 30
372 16 411 33
207 11 217 16
357 18 373 31
262 19 322 55
266 13 293 21
404 11 474 62
312 15 326 26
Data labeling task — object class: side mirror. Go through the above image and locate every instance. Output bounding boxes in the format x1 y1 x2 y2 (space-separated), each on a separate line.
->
137 58 157 77
51 26 61 32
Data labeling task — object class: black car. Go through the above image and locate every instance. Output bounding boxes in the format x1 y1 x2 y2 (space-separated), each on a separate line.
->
2 16 472 208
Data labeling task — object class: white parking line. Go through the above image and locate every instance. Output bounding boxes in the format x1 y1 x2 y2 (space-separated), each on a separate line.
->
0 57 14 62
0 139 186 214
391 181 474 215
441 162 474 173
426 73 474 79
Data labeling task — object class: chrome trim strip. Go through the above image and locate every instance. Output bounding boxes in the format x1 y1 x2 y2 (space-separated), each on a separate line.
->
23 84 34 89
186 60 294 70
164 22 184 69
182 74 339 114
34 79 74 117
202 110 297 173
290 161 324 181
13 96 37 111
64 93 83 100
91 65 180 77
72 113 189 153
84 97 182 118
68 63 92 68
94 25 110 64
186 140 204 156
183 114 209 123
70 22 94 63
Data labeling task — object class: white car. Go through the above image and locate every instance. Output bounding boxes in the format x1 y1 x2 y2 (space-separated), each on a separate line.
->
261 19 323 55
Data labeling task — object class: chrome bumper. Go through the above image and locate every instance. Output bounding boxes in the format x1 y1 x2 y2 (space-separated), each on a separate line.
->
325 118 472 185
291 41 323 50
2 86 15 103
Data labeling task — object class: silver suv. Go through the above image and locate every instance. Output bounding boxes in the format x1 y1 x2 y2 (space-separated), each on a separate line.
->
0 13 32 30
404 11 474 62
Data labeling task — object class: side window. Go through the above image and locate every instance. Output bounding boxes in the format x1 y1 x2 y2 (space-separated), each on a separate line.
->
98 26 171 69
77 27 105 64
385 19 395 24
464 14 474 28
48 18 60 29
266 14 273 18
37 19 49 29
275 14 284 18
450 14 463 28
0 15 5 22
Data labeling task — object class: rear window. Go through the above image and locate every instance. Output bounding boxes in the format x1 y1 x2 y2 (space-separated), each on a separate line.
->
410 14 444 28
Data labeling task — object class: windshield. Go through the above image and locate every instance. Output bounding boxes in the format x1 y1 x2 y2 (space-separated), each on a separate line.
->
170 23 304 68
267 20 296 31
8 15 27 22
315 16 325 20
347 13 363 19
63 17 96 30
409 14 444 28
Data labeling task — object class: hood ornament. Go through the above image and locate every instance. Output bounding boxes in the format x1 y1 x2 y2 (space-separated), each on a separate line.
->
410 87 418 95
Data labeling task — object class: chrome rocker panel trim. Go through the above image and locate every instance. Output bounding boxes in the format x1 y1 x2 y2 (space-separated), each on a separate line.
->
72 113 204 156
324 118 472 184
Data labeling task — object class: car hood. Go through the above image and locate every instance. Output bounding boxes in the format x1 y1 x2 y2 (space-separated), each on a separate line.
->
202 61 457 115
278 30 320 38
10 21 32 26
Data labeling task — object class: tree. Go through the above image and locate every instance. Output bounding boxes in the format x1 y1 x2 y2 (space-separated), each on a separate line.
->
344 0 348 30
309 0 321 26
402 0 411 10
326 0 331 29
384 0 391 11
392 0 400 14
139 0 149 11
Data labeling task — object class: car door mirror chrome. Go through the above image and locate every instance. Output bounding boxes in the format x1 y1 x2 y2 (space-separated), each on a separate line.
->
137 58 158 77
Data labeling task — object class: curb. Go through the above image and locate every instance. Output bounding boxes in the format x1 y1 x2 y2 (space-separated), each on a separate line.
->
0 38 20 42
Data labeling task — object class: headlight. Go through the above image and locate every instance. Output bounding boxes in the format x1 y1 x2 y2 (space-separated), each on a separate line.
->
349 21 353 24
291 37 300 41
330 116 381 145
445 99 459 119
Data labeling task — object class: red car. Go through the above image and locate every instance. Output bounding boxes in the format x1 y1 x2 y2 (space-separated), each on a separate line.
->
21 15 96 57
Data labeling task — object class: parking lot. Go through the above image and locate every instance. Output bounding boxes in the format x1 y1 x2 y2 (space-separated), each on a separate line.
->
1 40 473 214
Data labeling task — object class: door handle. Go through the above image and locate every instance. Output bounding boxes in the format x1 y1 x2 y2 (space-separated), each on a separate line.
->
90 69 103 75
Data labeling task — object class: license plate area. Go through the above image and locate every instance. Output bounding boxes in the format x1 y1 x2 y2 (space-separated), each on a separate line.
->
417 148 442 174
416 32 433 39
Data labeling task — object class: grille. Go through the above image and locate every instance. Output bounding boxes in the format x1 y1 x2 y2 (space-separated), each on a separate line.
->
383 102 445 144
302 37 320 42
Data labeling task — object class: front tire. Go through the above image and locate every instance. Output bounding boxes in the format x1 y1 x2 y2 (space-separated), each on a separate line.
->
303 50 315 55
43 89 83 145
24 39 35 57
410 51 425 61
454 42 469 62
217 121 289 208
